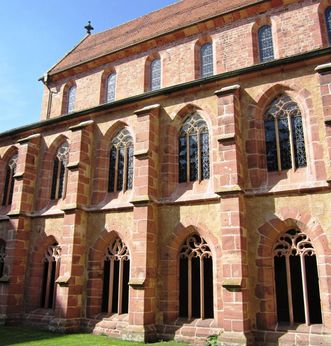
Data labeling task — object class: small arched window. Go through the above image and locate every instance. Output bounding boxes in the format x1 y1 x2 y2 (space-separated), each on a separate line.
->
274 229 322 325
179 114 210 183
325 7 331 44
2 154 18 206
106 73 116 103
258 25 274 62
179 234 213 319
150 58 161 91
41 243 61 309
0 240 6 278
67 85 76 113
102 238 130 314
200 43 213 78
264 95 307 171
51 142 69 200
108 129 134 193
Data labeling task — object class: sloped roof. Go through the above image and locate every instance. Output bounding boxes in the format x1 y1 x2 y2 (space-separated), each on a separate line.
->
50 0 259 74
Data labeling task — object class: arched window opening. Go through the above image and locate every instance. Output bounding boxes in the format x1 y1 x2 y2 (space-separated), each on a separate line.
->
106 73 116 103
274 229 322 325
150 58 161 91
2 154 17 206
102 238 130 314
179 114 210 183
67 85 76 113
258 25 274 62
108 129 133 193
41 243 61 309
200 43 213 78
325 7 331 45
264 95 307 171
51 142 69 200
179 234 213 319
0 240 6 278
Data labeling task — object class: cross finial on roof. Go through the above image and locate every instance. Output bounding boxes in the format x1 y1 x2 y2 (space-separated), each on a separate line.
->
84 21 94 35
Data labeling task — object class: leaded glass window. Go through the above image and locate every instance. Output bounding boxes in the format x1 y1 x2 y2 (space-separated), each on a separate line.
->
2 154 17 206
325 7 331 44
102 238 130 314
51 142 69 200
0 240 6 278
179 234 213 319
67 86 76 113
108 129 133 193
264 95 307 171
200 43 213 78
41 243 61 309
274 229 322 325
179 114 210 183
150 58 161 91
106 73 116 103
258 25 274 63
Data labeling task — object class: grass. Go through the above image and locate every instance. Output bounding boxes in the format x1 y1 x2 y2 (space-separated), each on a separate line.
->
0 326 186 346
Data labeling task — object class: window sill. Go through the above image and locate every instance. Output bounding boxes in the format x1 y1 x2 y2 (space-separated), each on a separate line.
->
174 317 215 328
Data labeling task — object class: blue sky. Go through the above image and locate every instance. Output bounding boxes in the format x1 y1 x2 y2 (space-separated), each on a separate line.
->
0 0 176 133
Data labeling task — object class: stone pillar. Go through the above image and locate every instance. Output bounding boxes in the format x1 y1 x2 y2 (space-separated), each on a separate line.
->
4 134 41 323
315 63 331 181
214 85 243 194
51 120 93 331
125 105 160 342
214 86 251 345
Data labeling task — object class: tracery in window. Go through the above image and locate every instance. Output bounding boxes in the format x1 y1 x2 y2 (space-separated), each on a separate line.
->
41 243 61 309
51 142 69 200
200 43 213 78
179 234 213 319
264 95 307 171
179 114 210 183
0 240 6 278
108 129 133 193
102 238 130 314
274 229 322 325
106 73 116 103
2 154 18 206
325 7 331 44
67 85 76 113
258 25 274 62
150 58 161 91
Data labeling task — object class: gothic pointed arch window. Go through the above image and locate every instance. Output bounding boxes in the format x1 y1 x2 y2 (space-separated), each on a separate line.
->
200 43 213 78
0 240 6 278
179 234 214 319
41 243 61 309
108 128 134 193
102 238 130 314
51 142 69 200
325 7 331 44
2 154 18 206
150 57 161 91
258 25 274 62
67 85 76 113
264 95 307 171
106 73 116 103
179 113 210 183
274 229 322 325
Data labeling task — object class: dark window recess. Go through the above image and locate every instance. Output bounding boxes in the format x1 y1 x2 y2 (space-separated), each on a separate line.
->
258 25 274 62
178 114 210 183
200 43 213 77
325 7 331 45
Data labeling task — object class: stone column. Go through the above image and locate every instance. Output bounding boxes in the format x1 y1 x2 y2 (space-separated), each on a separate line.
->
4 134 41 323
214 86 252 345
315 63 331 181
51 120 93 331
125 105 160 342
